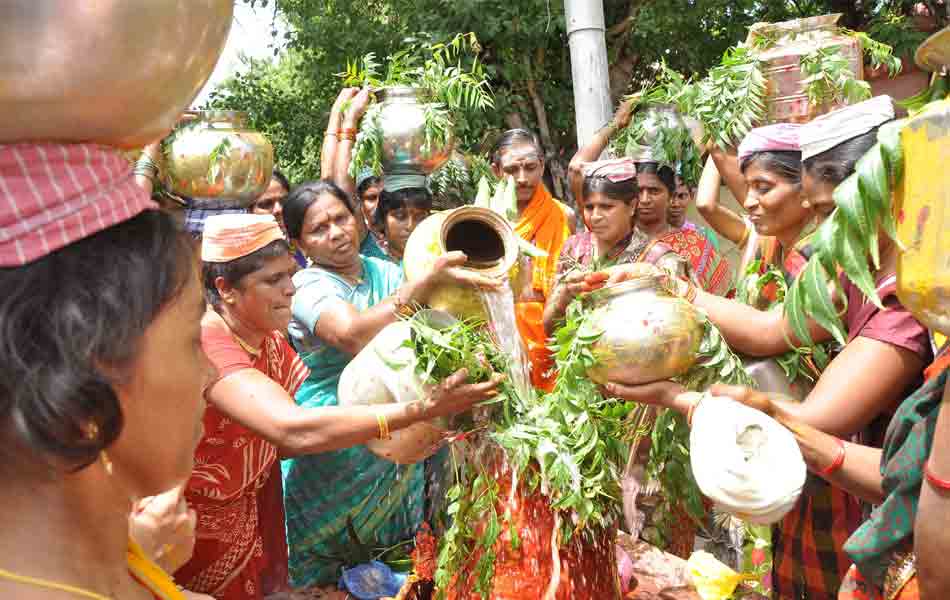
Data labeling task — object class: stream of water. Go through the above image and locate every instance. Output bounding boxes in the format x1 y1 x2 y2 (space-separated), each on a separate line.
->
479 286 532 402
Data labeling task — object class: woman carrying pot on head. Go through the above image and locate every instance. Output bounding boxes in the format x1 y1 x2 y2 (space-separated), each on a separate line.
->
490 128 576 391
601 96 932 600
544 158 690 336
280 179 502 588
373 175 433 265
0 144 211 600
565 101 729 297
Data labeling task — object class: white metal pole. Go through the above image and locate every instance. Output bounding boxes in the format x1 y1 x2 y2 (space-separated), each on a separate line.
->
565 0 613 147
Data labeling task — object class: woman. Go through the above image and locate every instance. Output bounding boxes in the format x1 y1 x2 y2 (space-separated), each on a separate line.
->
543 158 688 335
355 168 390 261
374 175 433 264
0 142 208 600
250 169 308 267
696 125 814 305
175 213 497 599
603 96 931 600
281 180 501 587
636 160 732 296
670 176 721 252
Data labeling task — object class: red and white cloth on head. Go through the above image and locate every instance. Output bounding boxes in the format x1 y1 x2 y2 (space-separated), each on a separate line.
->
800 95 895 161
583 157 638 182
737 123 802 163
0 143 157 267
200 214 285 263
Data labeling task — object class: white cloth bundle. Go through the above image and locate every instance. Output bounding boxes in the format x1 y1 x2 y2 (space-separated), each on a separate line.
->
689 393 806 525
800 95 895 161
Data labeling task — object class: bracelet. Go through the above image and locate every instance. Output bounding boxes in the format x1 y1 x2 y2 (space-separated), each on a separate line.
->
340 127 357 136
133 154 159 180
393 289 415 317
339 132 357 142
376 413 391 441
925 459 950 491
816 437 846 478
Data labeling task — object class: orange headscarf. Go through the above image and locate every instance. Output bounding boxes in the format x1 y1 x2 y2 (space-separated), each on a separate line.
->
201 214 285 263
514 184 569 297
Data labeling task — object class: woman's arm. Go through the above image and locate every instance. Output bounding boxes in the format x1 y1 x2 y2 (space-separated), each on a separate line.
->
707 145 747 206
321 88 355 180
567 98 635 203
695 155 748 245
603 381 886 503
915 382 950 598
207 366 502 457
334 88 372 198
310 252 502 356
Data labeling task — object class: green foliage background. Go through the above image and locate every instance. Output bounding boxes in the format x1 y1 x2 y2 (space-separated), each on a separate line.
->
209 0 941 194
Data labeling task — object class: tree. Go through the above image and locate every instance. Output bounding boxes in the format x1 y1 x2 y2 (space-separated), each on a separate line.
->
212 0 943 200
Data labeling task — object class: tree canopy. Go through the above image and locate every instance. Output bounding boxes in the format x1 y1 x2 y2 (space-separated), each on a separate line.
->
209 0 942 199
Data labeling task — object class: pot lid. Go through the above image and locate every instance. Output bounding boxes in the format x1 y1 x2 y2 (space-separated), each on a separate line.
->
916 26 950 72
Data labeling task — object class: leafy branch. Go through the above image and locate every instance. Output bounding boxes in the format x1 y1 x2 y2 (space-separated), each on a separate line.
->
800 44 871 108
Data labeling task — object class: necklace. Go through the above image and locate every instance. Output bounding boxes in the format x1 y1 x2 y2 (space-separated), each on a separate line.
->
231 331 262 358
0 567 112 599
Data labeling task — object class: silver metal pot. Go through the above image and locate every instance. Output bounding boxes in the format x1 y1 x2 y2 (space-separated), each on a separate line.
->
0 1 233 148
586 275 705 385
163 111 274 205
742 357 812 402
376 87 454 175
625 104 688 162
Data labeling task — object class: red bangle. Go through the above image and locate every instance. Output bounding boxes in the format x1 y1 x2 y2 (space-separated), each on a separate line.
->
925 459 950 491
816 437 846 478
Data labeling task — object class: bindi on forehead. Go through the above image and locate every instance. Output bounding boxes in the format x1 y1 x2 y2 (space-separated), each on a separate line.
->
500 146 542 167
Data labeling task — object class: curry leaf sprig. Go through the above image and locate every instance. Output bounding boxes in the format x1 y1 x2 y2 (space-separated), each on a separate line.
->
800 45 872 108
693 46 768 150
784 118 905 347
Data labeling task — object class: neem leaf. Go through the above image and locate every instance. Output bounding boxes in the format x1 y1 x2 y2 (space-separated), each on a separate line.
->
800 259 847 346
836 219 883 308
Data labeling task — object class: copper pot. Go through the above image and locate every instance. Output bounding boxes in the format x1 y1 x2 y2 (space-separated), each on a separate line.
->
163 111 274 204
0 1 233 148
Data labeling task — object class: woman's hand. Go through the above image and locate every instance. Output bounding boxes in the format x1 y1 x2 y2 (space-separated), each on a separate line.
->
602 380 687 412
128 484 197 573
416 251 504 302
331 87 359 118
343 87 373 129
612 96 638 131
421 368 505 419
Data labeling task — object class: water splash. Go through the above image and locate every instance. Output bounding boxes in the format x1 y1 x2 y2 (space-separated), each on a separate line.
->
479 286 531 401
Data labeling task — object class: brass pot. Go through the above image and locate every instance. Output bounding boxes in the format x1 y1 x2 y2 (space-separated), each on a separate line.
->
376 87 454 175
0 1 233 148
163 111 274 204
586 275 704 385
336 310 454 465
896 99 950 336
403 206 519 321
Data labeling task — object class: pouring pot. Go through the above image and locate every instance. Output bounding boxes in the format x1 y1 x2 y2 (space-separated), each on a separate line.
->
163 111 274 204
403 206 520 321
337 310 454 464
375 87 454 175
0 1 234 148
585 275 705 385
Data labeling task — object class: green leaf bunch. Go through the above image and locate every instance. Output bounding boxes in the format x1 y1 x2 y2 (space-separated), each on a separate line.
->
783 119 905 346
692 45 768 150
799 44 872 108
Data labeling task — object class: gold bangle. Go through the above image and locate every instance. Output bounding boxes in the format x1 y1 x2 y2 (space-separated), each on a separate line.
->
682 281 698 304
325 131 339 138
376 413 391 440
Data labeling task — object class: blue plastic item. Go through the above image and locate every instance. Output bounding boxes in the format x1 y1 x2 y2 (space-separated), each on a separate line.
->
339 561 407 599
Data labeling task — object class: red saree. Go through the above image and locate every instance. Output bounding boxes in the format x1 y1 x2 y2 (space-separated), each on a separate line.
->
657 227 732 296
176 311 309 600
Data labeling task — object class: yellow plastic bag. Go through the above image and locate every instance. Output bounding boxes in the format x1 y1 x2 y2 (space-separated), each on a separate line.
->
687 550 756 600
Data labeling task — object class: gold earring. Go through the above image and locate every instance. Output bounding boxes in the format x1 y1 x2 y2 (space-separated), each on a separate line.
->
99 450 114 476
802 199 812 209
